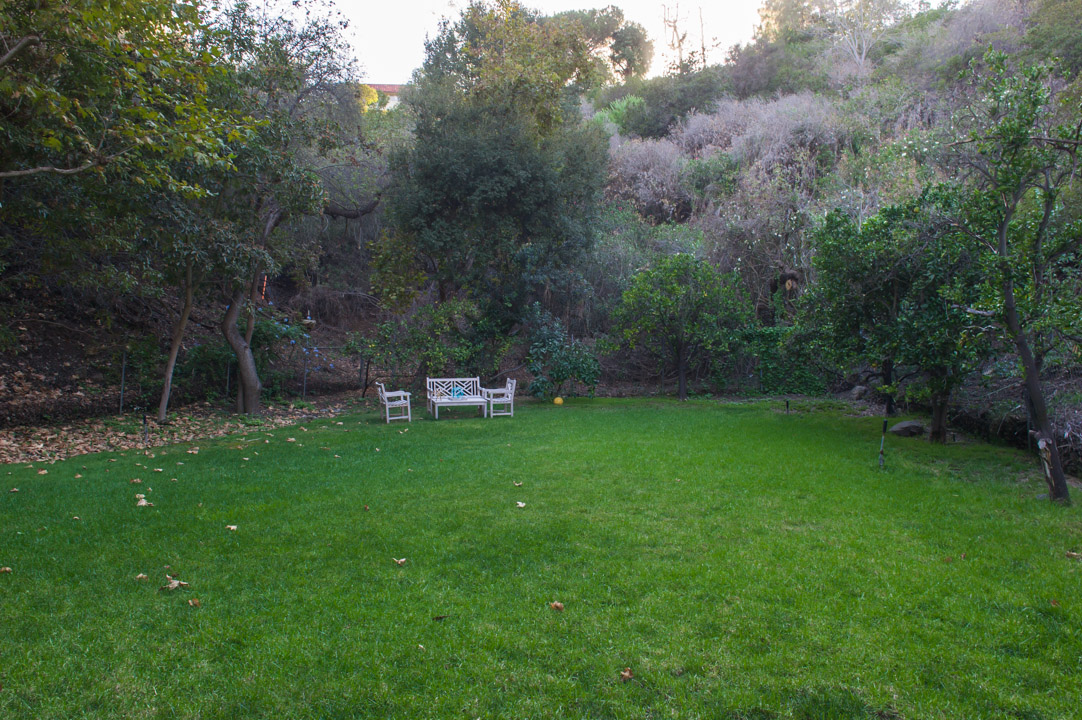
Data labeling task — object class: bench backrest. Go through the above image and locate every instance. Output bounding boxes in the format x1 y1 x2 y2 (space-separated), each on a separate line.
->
427 377 481 398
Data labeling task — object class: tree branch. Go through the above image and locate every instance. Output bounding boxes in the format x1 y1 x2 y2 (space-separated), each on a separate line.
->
953 304 997 318
323 196 381 219
0 35 40 68
0 160 98 179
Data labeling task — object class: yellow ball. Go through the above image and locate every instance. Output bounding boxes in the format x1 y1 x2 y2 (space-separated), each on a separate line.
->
553 397 564 405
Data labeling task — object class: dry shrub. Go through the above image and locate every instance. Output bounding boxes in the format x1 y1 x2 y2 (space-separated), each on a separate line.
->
608 138 692 223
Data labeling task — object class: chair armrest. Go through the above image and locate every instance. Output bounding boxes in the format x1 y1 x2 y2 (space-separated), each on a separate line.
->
384 390 410 400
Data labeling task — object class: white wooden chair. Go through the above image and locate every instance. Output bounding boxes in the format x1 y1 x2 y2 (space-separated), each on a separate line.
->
376 381 412 423
482 378 516 418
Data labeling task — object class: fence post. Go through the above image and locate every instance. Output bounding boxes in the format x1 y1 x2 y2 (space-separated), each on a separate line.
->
119 350 128 414
302 352 309 399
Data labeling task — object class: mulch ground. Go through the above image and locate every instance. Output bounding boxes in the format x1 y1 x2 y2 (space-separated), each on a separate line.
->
0 391 372 466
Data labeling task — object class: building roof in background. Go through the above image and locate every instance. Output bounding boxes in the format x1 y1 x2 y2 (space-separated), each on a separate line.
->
367 84 404 94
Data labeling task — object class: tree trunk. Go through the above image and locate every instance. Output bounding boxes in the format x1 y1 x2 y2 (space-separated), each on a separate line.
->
1003 276 1069 502
156 262 195 422
929 392 949 444
677 345 688 401
237 273 261 411
882 357 896 416
222 288 262 414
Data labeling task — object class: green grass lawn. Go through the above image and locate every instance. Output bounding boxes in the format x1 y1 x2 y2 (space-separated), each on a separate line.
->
1 398 1080 719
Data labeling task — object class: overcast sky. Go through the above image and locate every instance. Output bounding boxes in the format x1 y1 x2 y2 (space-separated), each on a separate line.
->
344 1 765 84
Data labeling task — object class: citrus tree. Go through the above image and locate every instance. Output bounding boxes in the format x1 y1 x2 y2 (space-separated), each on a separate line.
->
613 253 753 400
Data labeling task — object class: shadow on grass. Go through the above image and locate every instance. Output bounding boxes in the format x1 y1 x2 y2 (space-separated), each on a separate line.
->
728 686 900 719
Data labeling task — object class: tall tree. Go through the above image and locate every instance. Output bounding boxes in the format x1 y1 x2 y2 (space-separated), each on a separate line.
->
823 0 906 82
391 0 608 325
202 0 357 414
546 6 654 80
950 50 1082 501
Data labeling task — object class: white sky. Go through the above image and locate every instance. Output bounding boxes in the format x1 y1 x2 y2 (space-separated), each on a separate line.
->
344 1 765 84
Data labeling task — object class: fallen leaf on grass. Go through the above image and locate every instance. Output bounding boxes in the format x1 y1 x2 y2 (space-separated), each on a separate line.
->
364 505 369 511
620 668 633 682
334 454 340 458
187 448 199 454
135 573 148 581
74 474 82 479
135 494 153 507
188 598 201 607
160 575 189 591
516 502 526 508
109 459 117 462
393 557 407 566
8 488 16 493
242 458 249 461
513 481 522 487
1067 551 1081 560
72 516 79 521
550 601 564 611
1051 599 1060 607
153 468 163 473
226 525 237 531
0 567 12 574
37 469 47 475
432 615 449 621
287 438 296 443
375 448 380 452
130 478 142 484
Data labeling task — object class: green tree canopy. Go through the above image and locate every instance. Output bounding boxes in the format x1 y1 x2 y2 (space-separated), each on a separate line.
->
806 189 986 440
613 253 753 400
391 0 609 327
0 0 235 190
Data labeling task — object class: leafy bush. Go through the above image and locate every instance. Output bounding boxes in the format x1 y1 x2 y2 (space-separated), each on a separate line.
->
353 299 504 387
523 304 600 397
743 325 827 395
591 94 645 136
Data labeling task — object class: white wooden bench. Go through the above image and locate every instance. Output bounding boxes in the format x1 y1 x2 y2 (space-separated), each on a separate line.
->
426 377 487 419
482 378 516 417
376 381 412 423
